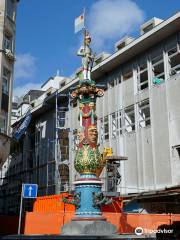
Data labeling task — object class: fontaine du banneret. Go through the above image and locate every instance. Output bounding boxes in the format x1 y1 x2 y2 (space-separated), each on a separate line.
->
61 25 118 235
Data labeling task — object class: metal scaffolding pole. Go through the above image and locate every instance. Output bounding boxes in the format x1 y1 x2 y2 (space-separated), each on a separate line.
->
55 91 61 194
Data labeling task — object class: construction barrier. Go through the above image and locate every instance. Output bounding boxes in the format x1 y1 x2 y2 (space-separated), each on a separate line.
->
33 193 75 213
23 194 180 235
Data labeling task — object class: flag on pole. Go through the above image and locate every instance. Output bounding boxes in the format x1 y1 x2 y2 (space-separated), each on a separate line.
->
13 111 32 141
74 13 85 33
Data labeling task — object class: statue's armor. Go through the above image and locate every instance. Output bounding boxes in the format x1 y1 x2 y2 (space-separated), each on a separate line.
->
82 45 93 69
77 40 94 79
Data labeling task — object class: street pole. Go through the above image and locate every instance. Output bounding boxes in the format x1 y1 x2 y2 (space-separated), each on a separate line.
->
18 184 23 235
46 139 49 195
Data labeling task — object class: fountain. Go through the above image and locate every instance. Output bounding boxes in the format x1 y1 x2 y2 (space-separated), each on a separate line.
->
61 29 117 235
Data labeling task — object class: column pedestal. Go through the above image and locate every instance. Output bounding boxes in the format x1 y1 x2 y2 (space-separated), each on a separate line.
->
61 174 117 235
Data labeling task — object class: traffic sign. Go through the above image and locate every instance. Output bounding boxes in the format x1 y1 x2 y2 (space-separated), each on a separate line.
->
23 184 38 198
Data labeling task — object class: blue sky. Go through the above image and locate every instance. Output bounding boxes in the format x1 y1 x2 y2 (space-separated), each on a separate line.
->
14 0 180 96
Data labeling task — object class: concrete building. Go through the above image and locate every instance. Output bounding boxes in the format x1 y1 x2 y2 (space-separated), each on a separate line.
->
1 12 180 214
0 0 19 166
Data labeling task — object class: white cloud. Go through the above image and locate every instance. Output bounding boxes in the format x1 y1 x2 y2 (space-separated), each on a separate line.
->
13 82 42 98
87 0 145 50
14 53 36 80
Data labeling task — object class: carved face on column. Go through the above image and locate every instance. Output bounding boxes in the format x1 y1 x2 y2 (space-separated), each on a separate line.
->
87 125 98 145
77 128 85 143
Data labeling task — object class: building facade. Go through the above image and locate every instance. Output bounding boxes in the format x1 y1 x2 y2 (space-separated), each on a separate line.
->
0 0 19 165
1 12 180 214
0 75 70 214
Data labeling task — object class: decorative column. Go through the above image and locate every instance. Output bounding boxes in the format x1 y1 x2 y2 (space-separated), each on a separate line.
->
61 30 117 235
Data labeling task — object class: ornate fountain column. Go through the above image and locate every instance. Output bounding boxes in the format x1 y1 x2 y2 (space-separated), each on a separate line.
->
61 30 117 235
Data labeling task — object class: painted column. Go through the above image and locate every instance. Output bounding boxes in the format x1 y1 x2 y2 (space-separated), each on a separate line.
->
70 31 107 219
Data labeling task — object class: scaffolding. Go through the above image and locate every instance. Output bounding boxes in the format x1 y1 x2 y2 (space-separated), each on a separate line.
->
54 91 70 193
0 91 70 214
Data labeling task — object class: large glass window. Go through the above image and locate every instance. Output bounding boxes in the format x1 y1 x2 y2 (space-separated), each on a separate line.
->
139 99 151 128
124 106 135 132
2 68 10 95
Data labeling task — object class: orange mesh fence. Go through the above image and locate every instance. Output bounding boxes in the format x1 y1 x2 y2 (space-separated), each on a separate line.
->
23 194 180 235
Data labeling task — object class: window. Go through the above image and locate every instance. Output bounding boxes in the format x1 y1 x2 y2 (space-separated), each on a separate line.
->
6 0 15 20
111 112 116 138
104 116 109 140
176 147 180 158
72 129 79 151
138 60 148 90
124 106 135 132
117 110 123 135
172 145 180 161
167 38 180 76
60 82 65 88
4 34 12 50
151 50 165 81
0 111 8 133
58 111 66 128
12 110 17 117
109 80 115 88
122 65 133 81
175 146 180 160
99 116 109 142
100 118 104 143
35 127 41 146
110 110 124 137
2 68 10 94
142 23 154 34
139 99 150 128
118 75 121 84
48 163 55 185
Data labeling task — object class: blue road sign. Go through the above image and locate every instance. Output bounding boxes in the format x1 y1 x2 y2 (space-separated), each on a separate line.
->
23 184 38 198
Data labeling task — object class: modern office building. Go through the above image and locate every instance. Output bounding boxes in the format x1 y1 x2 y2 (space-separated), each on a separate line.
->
0 0 19 165
1 12 180 214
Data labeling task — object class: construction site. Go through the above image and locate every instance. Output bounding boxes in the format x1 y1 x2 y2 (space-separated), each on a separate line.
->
0 2 180 238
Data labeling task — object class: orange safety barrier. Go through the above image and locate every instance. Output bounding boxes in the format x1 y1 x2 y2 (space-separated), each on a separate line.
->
24 193 180 235
33 193 75 213
119 213 172 233
25 193 75 234
24 212 70 234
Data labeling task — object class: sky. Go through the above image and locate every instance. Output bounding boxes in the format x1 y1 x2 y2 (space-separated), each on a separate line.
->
14 0 180 97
